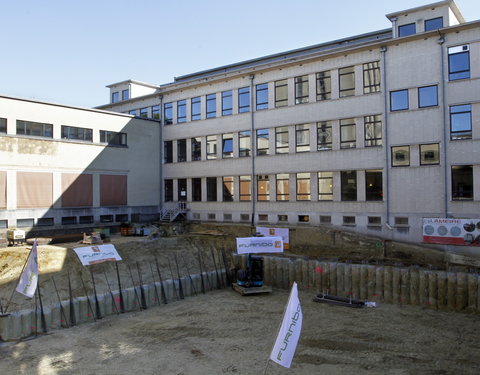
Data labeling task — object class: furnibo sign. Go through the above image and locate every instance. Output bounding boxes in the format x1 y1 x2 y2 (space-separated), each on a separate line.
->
236 236 284 254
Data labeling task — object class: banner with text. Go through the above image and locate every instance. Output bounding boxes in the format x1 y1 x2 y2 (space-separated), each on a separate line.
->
256 227 290 250
423 218 480 246
236 236 284 254
73 244 122 266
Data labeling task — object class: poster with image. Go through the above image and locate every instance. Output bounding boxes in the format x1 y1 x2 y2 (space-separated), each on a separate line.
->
423 218 480 246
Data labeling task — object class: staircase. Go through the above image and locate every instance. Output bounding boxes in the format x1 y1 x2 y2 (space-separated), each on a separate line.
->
160 202 188 222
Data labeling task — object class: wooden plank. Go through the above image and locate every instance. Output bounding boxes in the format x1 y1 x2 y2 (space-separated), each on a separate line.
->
232 283 272 295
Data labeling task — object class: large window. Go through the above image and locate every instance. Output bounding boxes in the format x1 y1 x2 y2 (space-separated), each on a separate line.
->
223 177 234 202
257 175 270 201
61 125 92 142
316 71 331 100
122 89 129 101
391 146 410 167
256 83 268 110
177 179 187 201
295 124 310 153
296 173 311 201
238 87 250 113
275 79 288 107
366 170 383 201
257 129 269 156
191 137 202 161
317 121 332 150
239 131 251 157
275 126 289 154
425 17 443 31
164 179 173 202
390 89 409 111
222 133 233 158
448 45 470 80
452 165 473 200
363 61 380 93
191 97 201 120
398 23 416 37
111 92 119 103
177 100 186 123
152 105 160 120
222 90 233 116
177 139 187 162
100 130 127 146
164 102 173 125
0 118 6 133
340 118 356 149
192 178 202 201
295 75 309 104
16 120 53 138
206 135 217 159
339 66 355 97
164 140 173 163
450 104 471 140
341 170 357 201
276 173 289 201
318 172 333 201
420 144 440 165
206 93 216 118
139 108 148 118
240 176 251 201
207 177 217 201
364 115 382 147
418 85 438 108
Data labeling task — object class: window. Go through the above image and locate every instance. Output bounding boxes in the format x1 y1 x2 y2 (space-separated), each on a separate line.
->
139 108 148 118
177 100 186 123
100 215 113 223
222 90 232 116
316 71 331 100
192 178 202 201
256 83 268 110
395 217 409 226
152 105 160 120
208 213 216 221
206 93 216 118
240 214 250 222
278 215 288 222
206 135 217 160
364 115 382 147
122 89 129 101
240 176 251 201
295 124 310 152
343 216 356 225
257 175 270 201
0 118 6 133
164 179 173 202
340 118 356 149
223 177 234 202
317 121 332 150
100 130 127 146
425 17 443 31
420 144 440 165
452 165 473 200
258 214 269 222
37 217 54 226
418 85 438 107
368 216 381 226
318 172 333 201
191 137 202 161
111 92 119 103
390 89 409 111
320 215 331 224
191 97 201 120
295 75 309 104
62 216 77 225
296 173 311 201
164 102 173 125
363 61 380 93
341 170 357 201
224 214 232 221
276 173 289 201
16 120 53 138
366 170 383 201
238 87 250 113
298 215 310 223
398 23 416 37
275 127 289 154
239 131 251 157
275 79 288 107
222 133 233 158
61 125 93 142
164 140 173 163
450 104 471 140
115 214 129 223
339 66 355 97
177 139 187 162
129 110 137 116
17 218 34 227
79 215 94 224
391 146 410 167
178 179 187 201
207 177 217 201
257 129 269 156
448 45 470 80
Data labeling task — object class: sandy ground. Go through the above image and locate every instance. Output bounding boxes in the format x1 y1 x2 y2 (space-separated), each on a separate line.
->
1 288 480 375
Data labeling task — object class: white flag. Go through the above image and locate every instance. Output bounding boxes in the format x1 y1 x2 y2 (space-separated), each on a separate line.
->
16 240 38 298
269 282 303 368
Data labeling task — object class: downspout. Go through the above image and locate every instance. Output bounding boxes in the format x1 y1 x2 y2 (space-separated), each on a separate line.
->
391 17 398 38
159 95 164 215
250 74 256 229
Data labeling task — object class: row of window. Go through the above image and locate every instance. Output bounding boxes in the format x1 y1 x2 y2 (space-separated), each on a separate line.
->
391 143 440 166
397 16 444 37
127 105 160 119
0 214 131 229
162 61 380 124
112 88 130 103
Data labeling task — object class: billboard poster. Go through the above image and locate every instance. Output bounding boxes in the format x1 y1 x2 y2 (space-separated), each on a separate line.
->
73 244 122 266
236 236 284 254
256 227 290 250
423 218 480 246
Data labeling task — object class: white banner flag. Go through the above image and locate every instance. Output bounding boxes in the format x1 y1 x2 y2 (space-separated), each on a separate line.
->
270 282 303 368
16 240 39 298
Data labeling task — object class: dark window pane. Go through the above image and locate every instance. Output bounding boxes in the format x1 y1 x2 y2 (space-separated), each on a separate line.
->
341 170 357 201
256 83 268 110
425 17 443 31
238 87 250 113
390 90 409 111
452 165 473 200
418 85 438 107
177 100 186 123
398 23 416 37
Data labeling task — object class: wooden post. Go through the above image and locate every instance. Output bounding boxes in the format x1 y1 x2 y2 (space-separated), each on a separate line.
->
467 273 478 313
328 262 337 296
409 267 419 306
400 268 410 305
359 265 368 300
436 271 448 311
374 266 384 302
383 266 393 304
367 265 376 300
456 272 468 312
351 265 360 300
447 272 456 311
418 270 428 307
344 263 352 298
392 267 401 304
428 271 438 309
336 263 345 296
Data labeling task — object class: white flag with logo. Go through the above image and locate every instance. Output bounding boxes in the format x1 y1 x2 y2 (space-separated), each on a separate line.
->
269 282 303 368
16 240 39 298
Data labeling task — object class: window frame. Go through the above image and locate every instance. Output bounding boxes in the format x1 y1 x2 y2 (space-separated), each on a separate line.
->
257 175 270 201
99 130 127 146
177 139 187 162
363 61 380 94
239 130 251 157
256 83 268 110
341 170 357 201
0 117 6 133
295 124 310 153
122 89 129 101
191 137 202 161
222 176 234 202
318 172 333 201
418 85 438 108
365 170 383 201
450 104 472 140
424 17 443 31
16 120 53 138
317 121 332 151
275 79 288 108
164 140 173 163
448 45 470 81
451 165 473 201
222 90 233 116
222 133 233 158
206 177 217 201
364 115 382 147
206 135 217 160
398 23 416 37
240 176 252 201
151 105 160 120
177 100 187 123
419 143 440 165
191 96 201 121
296 172 311 201
316 71 331 100
238 87 250 113
276 173 290 201
340 118 356 149
61 125 93 142
391 145 410 167
192 178 202 202
339 66 355 97
206 93 216 119
256 129 269 156
164 102 173 125
294 75 309 104
275 126 289 154
390 89 409 111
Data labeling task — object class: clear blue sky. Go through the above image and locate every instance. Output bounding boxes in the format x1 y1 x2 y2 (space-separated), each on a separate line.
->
0 0 478 108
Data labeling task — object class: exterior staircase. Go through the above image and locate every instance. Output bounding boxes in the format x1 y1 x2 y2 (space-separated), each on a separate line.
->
160 202 188 222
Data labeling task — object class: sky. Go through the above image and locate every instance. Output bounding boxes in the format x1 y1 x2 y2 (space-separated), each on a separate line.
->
0 0 479 108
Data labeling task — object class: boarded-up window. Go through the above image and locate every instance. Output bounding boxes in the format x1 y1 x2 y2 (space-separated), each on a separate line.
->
62 174 93 207
100 175 127 206
0 171 6 208
17 172 53 208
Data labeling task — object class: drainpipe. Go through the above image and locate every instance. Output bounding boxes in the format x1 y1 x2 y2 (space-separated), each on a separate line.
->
250 74 256 229
159 95 164 215
391 17 398 38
